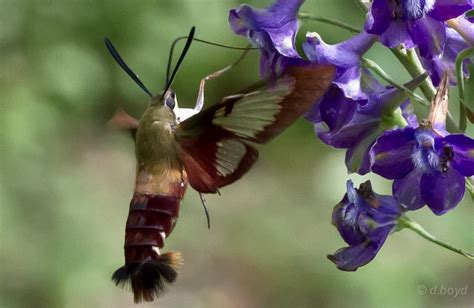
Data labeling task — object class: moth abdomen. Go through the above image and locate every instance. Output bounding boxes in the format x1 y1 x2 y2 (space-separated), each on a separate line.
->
113 192 184 302
126 194 181 247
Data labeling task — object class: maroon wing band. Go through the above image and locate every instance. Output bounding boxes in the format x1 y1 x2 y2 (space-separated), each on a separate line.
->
178 129 258 193
252 64 335 143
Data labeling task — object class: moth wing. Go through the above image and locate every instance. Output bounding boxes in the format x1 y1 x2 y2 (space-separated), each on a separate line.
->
176 63 335 193
109 108 139 139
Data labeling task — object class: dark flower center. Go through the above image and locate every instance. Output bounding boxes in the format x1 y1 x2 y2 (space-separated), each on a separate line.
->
355 181 380 208
440 144 454 172
390 0 435 21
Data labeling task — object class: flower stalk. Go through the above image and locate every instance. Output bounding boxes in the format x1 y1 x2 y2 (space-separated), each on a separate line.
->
298 13 361 33
406 49 437 99
466 178 474 200
390 48 460 132
389 48 437 100
382 108 408 128
398 216 474 261
361 58 429 105
455 47 474 132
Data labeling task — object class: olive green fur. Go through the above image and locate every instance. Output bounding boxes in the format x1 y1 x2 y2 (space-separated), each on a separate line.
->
135 96 181 166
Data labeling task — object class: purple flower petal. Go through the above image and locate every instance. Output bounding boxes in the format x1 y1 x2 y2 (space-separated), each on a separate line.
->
393 169 425 210
452 14 474 45
318 111 379 149
310 85 353 124
359 215 394 242
332 182 366 245
315 86 366 147
230 0 304 30
370 127 417 179
421 28 471 85
303 32 376 100
445 134 474 176
413 129 443 171
408 17 446 58
428 0 473 21
379 20 415 48
333 203 366 245
365 0 393 35
266 20 300 57
370 195 403 221
228 0 304 79
345 132 379 175
330 181 400 271
328 240 383 271
401 101 419 128
319 82 382 149
420 169 466 215
367 73 427 114
303 32 377 68
229 9 249 36
333 66 367 100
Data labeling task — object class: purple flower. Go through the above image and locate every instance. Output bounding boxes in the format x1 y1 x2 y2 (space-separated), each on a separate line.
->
229 0 304 79
310 71 424 174
364 0 473 58
420 13 474 86
303 31 377 100
370 126 474 215
449 13 474 45
371 74 474 215
328 180 402 271
421 27 472 85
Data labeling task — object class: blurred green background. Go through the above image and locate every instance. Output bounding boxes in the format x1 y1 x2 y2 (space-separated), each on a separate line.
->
1 0 473 307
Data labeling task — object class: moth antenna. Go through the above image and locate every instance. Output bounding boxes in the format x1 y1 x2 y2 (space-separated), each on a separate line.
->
161 27 196 100
199 193 211 229
104 37 154 97
165 36 256 85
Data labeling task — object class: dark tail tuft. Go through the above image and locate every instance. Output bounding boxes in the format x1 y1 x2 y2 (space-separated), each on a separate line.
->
112 252 183 303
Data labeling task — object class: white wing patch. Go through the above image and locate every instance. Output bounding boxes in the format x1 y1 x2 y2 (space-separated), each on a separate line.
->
215 139 247 176
212 76 295 138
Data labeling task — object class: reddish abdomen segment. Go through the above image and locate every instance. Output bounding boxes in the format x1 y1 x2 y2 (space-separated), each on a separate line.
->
112 173 188 302
124 193 181 263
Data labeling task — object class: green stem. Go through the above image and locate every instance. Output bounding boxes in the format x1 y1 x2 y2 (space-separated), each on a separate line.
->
398 216 474 261
361 58 429 105
390 48 460 132
455 47 474 133
466 178 474 200
386 107 408 127
391 48 413 72
391 48 437 100
298 13 361 33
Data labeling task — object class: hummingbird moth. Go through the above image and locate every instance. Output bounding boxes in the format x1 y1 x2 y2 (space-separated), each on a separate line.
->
105 27 335 303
